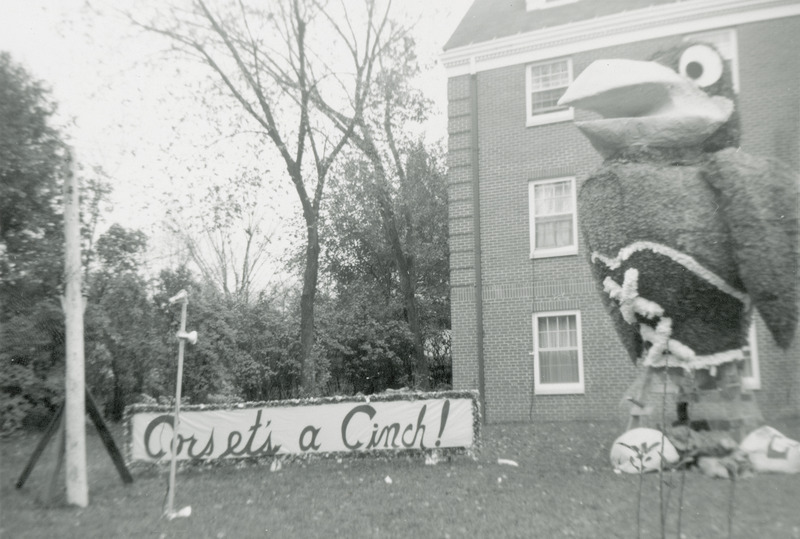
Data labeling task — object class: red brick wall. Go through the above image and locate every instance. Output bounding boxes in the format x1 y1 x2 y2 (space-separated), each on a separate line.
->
447 16 800 423
447 75 480 395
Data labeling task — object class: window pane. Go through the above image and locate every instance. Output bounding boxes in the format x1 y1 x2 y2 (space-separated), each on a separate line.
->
742 347 753 377
530 61 569 91
535 215 572 249
539 349 579 383
534 181 572 216
531 89 567 114
533 179 574 250
529 60 570 115
538 317 550 347
742 327 754 377
537 314 580 384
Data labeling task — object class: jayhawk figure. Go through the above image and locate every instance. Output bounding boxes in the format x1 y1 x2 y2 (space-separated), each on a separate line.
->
558 42 798 435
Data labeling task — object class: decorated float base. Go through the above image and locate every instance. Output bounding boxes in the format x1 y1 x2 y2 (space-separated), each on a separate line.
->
617 361 799 476
625 361 762 439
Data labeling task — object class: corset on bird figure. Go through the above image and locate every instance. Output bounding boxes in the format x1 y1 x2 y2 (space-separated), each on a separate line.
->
557 42 798 441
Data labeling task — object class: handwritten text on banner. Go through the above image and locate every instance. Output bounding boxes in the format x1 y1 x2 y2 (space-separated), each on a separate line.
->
128 395 477 462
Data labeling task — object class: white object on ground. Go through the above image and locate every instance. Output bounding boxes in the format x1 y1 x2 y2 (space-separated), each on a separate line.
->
740 426 800 474
166 506 192 520
610 428 679 473
697 457 730 479
497 458 519 467
425 452 440 466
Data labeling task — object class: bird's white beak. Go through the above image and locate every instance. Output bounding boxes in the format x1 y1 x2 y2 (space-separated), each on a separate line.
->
558 59 733 156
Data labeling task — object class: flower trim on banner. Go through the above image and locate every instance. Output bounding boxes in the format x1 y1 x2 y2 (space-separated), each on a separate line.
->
123 390 482 471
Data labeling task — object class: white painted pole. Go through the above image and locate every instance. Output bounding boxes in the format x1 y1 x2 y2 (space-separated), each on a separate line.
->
63 150 88 507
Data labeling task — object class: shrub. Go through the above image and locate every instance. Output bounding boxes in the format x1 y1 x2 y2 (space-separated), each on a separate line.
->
0 363 61 435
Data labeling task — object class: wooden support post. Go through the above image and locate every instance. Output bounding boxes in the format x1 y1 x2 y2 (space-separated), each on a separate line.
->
45 414 67 506
15 390 133 493
16 404 64 489
85 390 133 484
63 150 88 507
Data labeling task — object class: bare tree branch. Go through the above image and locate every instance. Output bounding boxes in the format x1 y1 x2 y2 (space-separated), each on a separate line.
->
134 0 396 391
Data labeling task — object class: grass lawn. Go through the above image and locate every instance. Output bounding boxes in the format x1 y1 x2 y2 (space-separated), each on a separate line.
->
2 417 799 538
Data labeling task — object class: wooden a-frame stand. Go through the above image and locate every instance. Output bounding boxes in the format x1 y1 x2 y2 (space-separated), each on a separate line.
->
15 388 133 502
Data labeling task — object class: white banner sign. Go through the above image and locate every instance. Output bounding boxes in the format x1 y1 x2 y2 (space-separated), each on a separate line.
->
128 393 478 462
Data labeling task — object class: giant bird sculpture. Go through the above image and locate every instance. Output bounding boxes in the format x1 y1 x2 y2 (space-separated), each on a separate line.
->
558 42 798 433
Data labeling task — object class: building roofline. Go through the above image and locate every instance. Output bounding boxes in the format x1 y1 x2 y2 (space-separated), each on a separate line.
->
442 0 800 76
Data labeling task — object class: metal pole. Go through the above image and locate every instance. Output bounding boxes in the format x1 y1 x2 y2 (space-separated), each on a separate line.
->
469 72 486 423
165 290 196 519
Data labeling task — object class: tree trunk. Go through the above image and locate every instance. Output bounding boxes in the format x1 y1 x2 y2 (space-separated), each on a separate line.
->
107 360 125 422
373 180 430 390
299 215 320 394
359 128 431 391
397 255 429 390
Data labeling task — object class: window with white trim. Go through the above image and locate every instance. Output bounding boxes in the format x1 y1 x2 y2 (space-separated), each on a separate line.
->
533 311 585 394
684 28 739 92
741 321 760 390
526 58 573 126
529 177 578 258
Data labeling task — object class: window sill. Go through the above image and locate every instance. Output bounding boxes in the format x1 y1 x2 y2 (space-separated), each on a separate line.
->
531 246 578 259
526 108 573 127
535 384 585 395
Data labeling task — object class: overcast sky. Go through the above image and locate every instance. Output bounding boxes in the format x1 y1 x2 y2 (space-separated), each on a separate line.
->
0 0 472 270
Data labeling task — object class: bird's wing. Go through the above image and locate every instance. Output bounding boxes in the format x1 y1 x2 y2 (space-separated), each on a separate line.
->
704 148 799 349
579 171 645 364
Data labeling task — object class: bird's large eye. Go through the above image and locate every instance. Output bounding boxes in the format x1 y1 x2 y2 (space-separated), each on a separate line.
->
679 44 723 88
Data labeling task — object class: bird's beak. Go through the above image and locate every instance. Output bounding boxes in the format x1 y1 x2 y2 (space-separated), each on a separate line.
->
558 59 733 156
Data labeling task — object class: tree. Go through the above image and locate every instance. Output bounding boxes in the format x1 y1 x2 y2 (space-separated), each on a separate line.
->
134 0 404 393
167 172 277 304
228 293 303 401
0 53 66 434
1 52 113 355
85 225 164 420
0 54 116 433
95 224 148 275
316 35 443 389
315 285 417 395
153 265 298 403
322 141 450 390
0 52 67 306
80 169 114 279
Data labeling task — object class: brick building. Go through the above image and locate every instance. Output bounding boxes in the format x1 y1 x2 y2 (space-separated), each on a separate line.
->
442 0 800 423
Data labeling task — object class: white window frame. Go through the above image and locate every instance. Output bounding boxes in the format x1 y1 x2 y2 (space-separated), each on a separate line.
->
684 28 739 93
526 0 580 11
528 176 578 259
742 321 760 390
532 310 585 395
525 57 574 127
